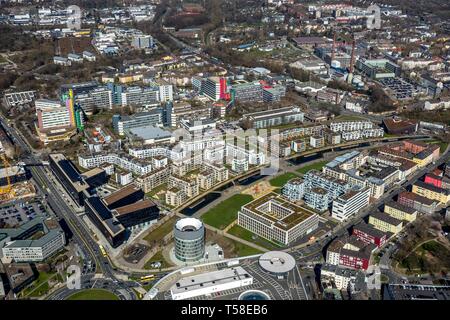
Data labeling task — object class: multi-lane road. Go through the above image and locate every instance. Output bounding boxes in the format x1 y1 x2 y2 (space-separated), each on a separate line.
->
0 115 139 300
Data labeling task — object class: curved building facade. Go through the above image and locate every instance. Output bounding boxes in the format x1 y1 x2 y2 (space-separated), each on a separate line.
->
174 218 205 262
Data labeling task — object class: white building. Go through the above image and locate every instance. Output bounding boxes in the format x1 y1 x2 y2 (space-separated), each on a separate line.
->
238 192 319 245
331 187 371 222
35 99 72 130
170 267 253 300
330 121 374 132
282 178 304 201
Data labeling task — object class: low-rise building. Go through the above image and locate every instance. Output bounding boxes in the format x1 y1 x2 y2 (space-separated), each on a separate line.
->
237 192 319 245
352 222 388 247
170 267 253 300
384 201 418 222
397 191 437 214
368 211 403 235
412 180 450 205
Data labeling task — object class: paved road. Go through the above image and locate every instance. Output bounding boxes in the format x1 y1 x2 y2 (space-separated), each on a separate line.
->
0 115 139 300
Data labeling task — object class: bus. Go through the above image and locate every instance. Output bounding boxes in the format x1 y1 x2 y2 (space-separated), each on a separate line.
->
99 245 107 257
140 274 155 282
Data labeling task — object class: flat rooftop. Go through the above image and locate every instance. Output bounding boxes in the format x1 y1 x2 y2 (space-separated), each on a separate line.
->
103 184 141 207
370 211 402 226
113 199 157 216
242 192 317 231
171 267 252 296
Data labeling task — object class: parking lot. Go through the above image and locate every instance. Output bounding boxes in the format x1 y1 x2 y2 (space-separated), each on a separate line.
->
0 200 48 227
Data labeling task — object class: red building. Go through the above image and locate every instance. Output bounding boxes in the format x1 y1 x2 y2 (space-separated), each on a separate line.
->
339 249 371 270
424 173 443 188
353 222 388 247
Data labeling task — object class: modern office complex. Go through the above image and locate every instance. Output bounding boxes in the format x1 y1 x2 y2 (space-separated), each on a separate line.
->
242 106 304 129
356 58 400 79
237 192 319 245
331 186 371 222
0 217 65 262
112 111 163 135
173 218 205 262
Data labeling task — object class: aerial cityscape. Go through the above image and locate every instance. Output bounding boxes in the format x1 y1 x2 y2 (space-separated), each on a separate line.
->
0 0 450 304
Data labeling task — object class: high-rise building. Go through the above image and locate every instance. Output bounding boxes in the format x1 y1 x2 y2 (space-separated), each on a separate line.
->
35 99 73 130
132 35 154 49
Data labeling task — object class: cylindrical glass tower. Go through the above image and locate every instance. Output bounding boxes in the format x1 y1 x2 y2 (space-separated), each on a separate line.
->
174 218 205 262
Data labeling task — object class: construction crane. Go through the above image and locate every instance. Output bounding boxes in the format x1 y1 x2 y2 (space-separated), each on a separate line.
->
0 152 15 201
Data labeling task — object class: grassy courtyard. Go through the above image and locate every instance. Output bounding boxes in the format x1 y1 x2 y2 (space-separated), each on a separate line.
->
269 172 300 187
297 160 328 175
66 289 119 300
201 194 254 230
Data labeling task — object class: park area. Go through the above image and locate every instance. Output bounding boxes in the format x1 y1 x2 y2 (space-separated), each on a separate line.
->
396 240 450 275
201 194 254 230
66 289 119 300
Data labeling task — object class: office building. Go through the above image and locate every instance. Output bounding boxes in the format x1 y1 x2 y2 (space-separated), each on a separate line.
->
1 217 65 262
231 81 263 102
49 153 91 206
202 77 228 101
113 199 160 230
262 85 286 102
102 184 144 210
112 111 163 135
121 86 159 107
237 192 319 245
132 35 154 49
35 99 73 130
356 58 400 79
174 218 205 262
84 196 126 248
242 106 304 129
331 186 371 222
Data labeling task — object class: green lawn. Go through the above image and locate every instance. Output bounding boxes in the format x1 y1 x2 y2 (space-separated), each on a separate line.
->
144 250 173 270
297 160 328 175
66 289 119 300
230 239 263 256
269 172 300 187
227 225 283 250
143 217 178 245
22 271 56 297
202 194 254 230
334 115 368 121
